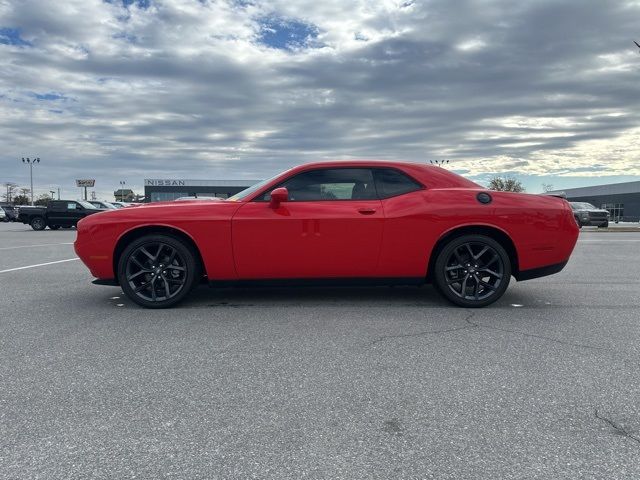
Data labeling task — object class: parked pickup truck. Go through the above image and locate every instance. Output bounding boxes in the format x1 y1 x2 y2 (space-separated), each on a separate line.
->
18 200 101 230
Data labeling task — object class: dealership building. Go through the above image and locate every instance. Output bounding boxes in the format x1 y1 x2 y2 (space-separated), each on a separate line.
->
549 180 640 222
144 179 259 202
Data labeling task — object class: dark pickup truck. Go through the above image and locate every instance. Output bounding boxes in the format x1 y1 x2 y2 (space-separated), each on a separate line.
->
18 200 101 230
570 202 610 228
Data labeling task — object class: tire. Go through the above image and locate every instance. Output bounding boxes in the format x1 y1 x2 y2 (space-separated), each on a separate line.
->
117 234 201 308
30 216 46 231
49 225 60 230
433 234 511 308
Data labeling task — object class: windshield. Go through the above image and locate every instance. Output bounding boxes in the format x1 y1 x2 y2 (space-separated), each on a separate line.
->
78 201 98 209
227 171 289 201
570 202 596 210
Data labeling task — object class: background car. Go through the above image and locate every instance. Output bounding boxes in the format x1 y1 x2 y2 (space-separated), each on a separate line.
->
0 207 6 222
1 205 19 222
19 200 101 230
88 200 117 210
111 201 141 208
76 161 579 309
174 196 221 201
570 202 609 228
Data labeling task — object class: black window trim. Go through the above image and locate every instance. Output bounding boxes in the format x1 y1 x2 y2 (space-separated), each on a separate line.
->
251 166 425 202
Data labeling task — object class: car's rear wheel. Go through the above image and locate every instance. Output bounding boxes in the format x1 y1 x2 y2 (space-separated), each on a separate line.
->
433 234 511 307
117 234 200 308
30 217 46 231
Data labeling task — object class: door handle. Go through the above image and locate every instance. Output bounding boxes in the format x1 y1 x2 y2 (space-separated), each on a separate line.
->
358 208 376 215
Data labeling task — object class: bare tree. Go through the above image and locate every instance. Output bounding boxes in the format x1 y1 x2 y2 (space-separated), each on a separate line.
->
541 183 554 193
488 176 525 192
2 182 18 203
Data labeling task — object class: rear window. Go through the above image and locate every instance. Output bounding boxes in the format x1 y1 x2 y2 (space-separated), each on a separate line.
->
374 169 422 198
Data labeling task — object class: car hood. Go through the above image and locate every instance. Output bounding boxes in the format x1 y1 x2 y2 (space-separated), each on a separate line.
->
78 199 239 225
575 208 608 213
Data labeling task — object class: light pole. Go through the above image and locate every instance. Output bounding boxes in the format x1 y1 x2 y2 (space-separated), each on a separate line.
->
119 181 126 202
21 157 40 205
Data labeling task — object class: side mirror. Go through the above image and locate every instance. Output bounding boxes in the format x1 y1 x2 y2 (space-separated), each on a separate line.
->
269 187 288 209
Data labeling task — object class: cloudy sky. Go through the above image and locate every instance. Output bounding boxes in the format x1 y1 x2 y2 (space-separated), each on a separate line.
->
1 0 639 200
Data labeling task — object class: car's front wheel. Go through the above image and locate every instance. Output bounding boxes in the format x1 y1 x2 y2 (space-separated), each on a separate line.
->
433 234 511 307
117 234 200 308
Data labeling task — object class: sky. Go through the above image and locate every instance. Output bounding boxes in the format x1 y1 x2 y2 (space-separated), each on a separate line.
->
1 0 640 201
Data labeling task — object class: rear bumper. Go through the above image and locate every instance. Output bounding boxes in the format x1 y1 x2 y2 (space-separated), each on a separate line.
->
515 261 567 281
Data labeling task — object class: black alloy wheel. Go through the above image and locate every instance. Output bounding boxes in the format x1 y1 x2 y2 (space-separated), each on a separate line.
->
30 217 46 231
434 234 511 307
118 234 200 308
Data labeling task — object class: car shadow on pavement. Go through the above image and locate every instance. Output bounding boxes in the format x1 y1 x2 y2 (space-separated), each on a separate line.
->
182 284 455 309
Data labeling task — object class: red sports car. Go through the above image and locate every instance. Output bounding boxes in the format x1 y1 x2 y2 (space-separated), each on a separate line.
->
75 161 578 308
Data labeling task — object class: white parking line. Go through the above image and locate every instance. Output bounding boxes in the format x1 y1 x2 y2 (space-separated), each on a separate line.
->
580 239 640 242
0 258 79 274
0 242 74 251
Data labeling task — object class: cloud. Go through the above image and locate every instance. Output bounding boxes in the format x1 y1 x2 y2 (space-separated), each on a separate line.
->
0 0 639 199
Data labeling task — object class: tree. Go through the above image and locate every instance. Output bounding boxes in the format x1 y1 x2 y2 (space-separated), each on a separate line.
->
2 182 18 203
541 183 554 193
12 194 30 205
488 176 525 192
34 194 53 206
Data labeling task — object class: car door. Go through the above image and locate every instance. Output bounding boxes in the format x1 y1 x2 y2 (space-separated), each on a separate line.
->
64 202 86 226
232 168 384 279
47 201 68 226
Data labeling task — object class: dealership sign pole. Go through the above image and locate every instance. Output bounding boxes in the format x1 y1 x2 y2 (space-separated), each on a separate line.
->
76 180 95 201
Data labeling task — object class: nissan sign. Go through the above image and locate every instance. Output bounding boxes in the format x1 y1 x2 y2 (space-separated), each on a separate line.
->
145 179 187 186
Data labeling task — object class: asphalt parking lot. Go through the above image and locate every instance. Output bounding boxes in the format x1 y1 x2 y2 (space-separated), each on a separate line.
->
1 222 640 479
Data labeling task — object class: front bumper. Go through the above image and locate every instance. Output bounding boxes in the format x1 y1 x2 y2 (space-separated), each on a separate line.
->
580 218 608 227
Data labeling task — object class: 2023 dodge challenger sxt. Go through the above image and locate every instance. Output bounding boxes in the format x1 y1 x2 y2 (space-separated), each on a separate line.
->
75 161 579 308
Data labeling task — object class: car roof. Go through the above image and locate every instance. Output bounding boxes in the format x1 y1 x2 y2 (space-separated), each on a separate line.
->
282 160 479 189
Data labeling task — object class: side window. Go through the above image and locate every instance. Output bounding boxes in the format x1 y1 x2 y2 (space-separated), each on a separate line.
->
374 168 422 198
67 202 77 210
260 168 377 201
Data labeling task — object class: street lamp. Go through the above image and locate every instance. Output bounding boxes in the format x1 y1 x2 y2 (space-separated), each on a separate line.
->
429 160 449 167
119 180 126 202
21 157 40 205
